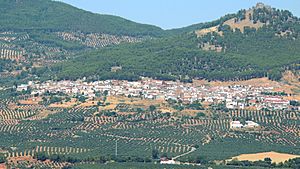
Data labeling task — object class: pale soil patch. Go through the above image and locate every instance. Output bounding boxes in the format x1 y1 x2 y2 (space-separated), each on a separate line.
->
195 26 222 37
9 70 22 76
159 107 176 113
180 109 206 116
117 112 136 116
229 151 300 164
202 77 281 87
105 96 165 109
194 77 299 98
78 100 97 107
284 95 300 101
7 155 37 164
201 102 211 108
18 100 38 105
36 109 58 119
106 96 134 105
100 96 175 113
7 155 69 168
244 106 259 111
281 71 300 100
132 98 165 107
100 96 137 110
224 10 264 33
282 71 299 84
49 98 77 108
7 103 18 110
195 9 264 37
32 62 43 68
0 163 5 169
99 104 116 110
19 97 42 105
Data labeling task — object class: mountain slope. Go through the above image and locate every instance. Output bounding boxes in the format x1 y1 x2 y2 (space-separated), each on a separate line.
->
0 0 171 82
0 0 165 37
167 13 236 34
46 3 300 82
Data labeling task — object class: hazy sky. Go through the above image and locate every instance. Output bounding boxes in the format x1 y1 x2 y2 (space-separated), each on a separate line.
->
59 0 300 29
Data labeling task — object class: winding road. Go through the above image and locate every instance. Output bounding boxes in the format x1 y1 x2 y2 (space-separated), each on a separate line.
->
172 147 197 160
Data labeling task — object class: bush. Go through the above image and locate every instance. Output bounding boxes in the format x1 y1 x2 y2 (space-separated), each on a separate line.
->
196 112 206 118
34 152 48 161
0 155 5 163
152 149 159 159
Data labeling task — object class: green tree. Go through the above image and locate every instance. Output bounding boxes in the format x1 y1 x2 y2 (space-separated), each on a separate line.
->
196 112 206 118
0 155 5 163
34 152 48 161
78 96 87 103
149 105 156 112
152 149 159 159
137 108 144 113
195 156 208 164
103 90 109 96
264 157 272 165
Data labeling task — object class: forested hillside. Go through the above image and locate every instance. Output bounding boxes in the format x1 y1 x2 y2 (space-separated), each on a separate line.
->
0 0 165 37
1 1 300 83
0 0 169 84
46 4 300 82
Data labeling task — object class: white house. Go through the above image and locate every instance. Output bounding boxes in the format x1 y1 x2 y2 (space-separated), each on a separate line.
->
160 159 177 165
230 121 244 129
244 121 260 128
17 84 29 92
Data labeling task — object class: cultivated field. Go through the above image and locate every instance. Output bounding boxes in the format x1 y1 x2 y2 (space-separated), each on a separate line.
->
0 87 299 168
229 151 300 164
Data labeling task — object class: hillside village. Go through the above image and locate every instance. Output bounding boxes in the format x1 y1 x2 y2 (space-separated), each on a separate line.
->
18 78 298 111
0 1 300 168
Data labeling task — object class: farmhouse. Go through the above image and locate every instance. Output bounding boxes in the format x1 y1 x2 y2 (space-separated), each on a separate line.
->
17 84 29 92
244 121 260 128
111 66 122 72
230 120 260 129
226 100 237 109
160 158 177 165
262 96 290 110
230 121 244 129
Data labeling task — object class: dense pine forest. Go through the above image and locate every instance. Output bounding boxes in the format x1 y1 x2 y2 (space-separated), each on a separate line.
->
0 0 165 37
45 6 300 82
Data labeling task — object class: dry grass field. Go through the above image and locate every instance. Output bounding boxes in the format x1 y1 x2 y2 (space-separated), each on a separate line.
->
78 100 98 107
18 97 42 105
194 77 281 87
49 98 77 108
194 76 300 100
0 164 6 169
180 109 208 117
224 10 264 33
7 156 37 165
195 9 265 37
195 26 222 37
36 109 58 119
104 96 166 109
229 151 300 164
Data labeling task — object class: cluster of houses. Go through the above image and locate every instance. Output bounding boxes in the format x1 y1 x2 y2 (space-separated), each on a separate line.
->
230 120 260 129
17 78 298 111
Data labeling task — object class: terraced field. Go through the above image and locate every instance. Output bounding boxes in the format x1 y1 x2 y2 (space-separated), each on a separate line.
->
0 91 299 169
0 29 145 81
